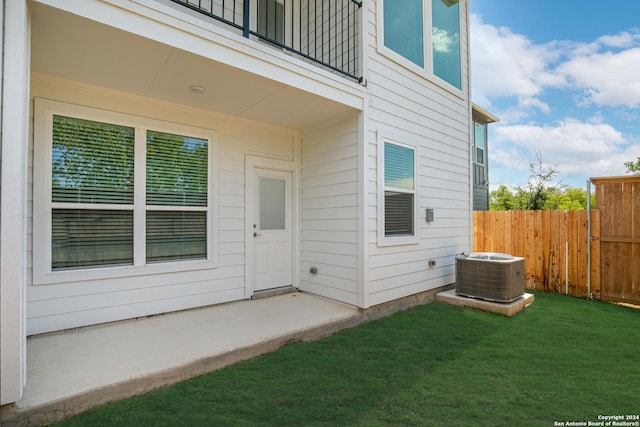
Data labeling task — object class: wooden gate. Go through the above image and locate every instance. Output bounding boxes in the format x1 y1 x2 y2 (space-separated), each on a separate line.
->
591 176 640 305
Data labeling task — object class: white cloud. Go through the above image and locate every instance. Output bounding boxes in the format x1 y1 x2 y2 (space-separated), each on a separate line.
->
472 16 640 110
470 15 565 106
492 120 635 179
470 16 640 187
559 48 640 108
432 27 459 53
518 97 551 114
597 30 640 48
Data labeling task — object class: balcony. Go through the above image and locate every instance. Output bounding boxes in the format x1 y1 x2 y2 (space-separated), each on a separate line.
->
171 0 362 82
30 0 364 130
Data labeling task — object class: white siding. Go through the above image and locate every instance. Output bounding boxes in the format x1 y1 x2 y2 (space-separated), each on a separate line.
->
27 74 297 335
364 0 471 306
22 0 473 331
300 116 360 305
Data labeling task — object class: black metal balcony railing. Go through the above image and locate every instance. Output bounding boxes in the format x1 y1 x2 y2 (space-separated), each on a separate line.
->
172 0 362 82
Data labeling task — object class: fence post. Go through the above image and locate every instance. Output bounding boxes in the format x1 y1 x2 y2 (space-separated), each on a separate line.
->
586 179 592 299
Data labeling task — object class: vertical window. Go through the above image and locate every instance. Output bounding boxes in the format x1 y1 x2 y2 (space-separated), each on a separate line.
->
258 0 285 44
432 0 461 89
51 116 135 269
384 142 416 237
474 123 485 165
383 0 424 67
380 0 462 91
146 131 209 263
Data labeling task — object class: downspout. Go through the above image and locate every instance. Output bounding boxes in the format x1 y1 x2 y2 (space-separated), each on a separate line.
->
586 179 592 299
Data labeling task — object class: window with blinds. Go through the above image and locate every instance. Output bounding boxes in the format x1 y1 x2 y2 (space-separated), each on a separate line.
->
383 0 424 67
51 116 135 269
384 141 415 237
379 0 461 92
49 115 210 271
146 130 208 263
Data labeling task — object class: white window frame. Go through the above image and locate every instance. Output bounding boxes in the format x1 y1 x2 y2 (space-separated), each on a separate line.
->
376 0 464 96
474 122 486 165
33 98 218 285
377 131 419 247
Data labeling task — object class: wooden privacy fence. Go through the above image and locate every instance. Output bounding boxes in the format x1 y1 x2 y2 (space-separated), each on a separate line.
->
592 176 640 305
473 210 601 299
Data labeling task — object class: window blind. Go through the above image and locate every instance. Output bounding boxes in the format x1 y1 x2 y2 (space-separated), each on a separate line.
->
146 211 207 263
383 0 424 67
385 192 414 236
384 142 415 237
146 131 208 207
52 209 134 269
52 115 134 204
47 107 212 272
385 142 415 190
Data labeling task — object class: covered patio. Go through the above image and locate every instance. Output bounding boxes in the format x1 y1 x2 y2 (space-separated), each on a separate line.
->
2 292 360 425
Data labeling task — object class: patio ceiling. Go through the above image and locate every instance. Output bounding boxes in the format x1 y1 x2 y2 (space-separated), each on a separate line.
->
30 2 359 129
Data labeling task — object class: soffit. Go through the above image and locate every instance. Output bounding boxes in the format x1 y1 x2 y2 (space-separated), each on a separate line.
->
30 2 357 129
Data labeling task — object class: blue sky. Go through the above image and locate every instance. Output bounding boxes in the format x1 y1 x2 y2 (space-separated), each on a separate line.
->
469 0 640 191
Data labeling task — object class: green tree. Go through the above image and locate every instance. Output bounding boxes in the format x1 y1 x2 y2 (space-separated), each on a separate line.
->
487 152 601 211
547 187 594 210
513 151 564 210
624 156 640 174
489 185 524 210
490 186 592 211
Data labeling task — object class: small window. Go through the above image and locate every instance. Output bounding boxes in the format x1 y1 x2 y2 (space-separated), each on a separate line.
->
146 130 209 263
432 0 461 89
474 122 485 165
378 137 418 246
383 0 424 67
258 0 285 44
384 142 415 236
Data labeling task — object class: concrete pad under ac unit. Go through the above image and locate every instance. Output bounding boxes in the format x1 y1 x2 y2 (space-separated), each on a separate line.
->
435 289 534 317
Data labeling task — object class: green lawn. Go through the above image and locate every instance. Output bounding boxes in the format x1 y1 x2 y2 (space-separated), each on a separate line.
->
54 293 640 427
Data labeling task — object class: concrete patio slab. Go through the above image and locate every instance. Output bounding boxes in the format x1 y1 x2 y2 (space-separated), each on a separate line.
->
436 289 534 317
1 286 449 426
3 293 360 426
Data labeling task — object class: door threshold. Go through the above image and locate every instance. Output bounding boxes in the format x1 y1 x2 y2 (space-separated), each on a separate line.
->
252 286 298 300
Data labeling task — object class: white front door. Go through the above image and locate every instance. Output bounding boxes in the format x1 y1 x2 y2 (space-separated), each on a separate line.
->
253 168 292 292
